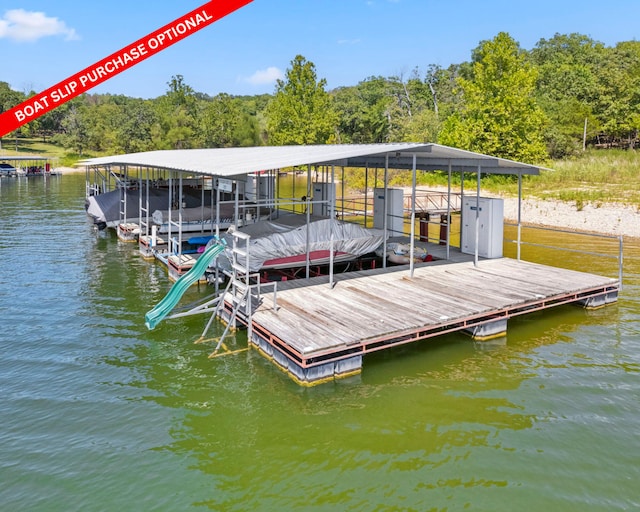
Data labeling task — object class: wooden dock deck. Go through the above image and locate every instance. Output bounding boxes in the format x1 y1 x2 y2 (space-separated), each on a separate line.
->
244 258 619 385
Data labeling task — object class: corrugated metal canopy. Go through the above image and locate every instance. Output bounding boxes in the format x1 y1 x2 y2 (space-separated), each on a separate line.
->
80 143 540 176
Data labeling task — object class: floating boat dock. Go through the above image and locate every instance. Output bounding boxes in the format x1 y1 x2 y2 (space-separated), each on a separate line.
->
82 143 623 386
230 250 619 385
1 155 57 177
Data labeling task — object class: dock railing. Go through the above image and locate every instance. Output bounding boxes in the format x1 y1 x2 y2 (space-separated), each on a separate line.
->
504 223 624 289
403 190 462 213
334 190 462 225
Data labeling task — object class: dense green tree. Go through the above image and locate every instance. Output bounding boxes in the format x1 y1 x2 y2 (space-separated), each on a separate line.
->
235 93 271 144
200 93 261 147
597 41 640 148
53 98 90 155
530 33 605 156
0 81 27 146
333 70 441 144
116 98 157 153
531 33 605 103
398 108 440 143
265 55 337 145
7 32 640 159
332 76 398 143
388 70 442 142
333 81 387 143
154 75 201 149
201 93 236 147
424 64 469 120
439 32 547 162
37 107 68 142
0 81 24 113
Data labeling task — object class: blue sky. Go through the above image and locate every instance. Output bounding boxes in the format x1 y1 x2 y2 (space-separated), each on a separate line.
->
0 0 636 99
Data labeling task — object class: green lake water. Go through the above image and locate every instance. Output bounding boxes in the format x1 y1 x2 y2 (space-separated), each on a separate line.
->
1 173 639 511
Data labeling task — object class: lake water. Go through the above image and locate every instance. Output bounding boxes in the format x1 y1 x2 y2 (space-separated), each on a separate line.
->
1 173 639 511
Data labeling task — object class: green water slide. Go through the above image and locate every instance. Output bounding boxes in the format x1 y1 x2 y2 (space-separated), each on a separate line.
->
145 242 226 330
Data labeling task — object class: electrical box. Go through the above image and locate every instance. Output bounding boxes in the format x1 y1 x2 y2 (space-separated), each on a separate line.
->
311 182 336 217
461 197 504 258
373 188 404 236
245 173 275 202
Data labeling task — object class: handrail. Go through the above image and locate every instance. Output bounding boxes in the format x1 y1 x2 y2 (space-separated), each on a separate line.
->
331 190 462 219
504 222 623 290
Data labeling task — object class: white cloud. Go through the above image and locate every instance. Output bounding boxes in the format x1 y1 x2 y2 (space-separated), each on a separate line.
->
244 66 284 86
0 9 79 43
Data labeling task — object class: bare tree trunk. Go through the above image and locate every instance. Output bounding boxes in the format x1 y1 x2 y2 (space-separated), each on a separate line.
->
428 82 439 117
401 81 412 118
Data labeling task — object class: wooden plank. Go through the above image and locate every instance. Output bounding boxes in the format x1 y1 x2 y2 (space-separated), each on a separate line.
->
249 257 619 360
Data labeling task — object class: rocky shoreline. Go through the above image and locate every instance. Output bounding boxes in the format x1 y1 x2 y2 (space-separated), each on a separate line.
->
409 186 639 240
501 196 639 239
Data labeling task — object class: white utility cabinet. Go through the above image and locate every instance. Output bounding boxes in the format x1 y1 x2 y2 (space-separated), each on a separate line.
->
311 182 336 217
461 196 504 258
245 173 275 202
373 188 404 236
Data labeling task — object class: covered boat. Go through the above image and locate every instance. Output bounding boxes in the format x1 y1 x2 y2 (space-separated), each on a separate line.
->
151 203 238 234
85 187 212 230
212 213 385 273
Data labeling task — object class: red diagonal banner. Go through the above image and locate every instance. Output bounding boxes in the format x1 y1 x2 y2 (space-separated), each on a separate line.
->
0 0 253 137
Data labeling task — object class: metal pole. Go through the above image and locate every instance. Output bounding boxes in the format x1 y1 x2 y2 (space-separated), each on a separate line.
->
234 178 239 226
305 164 311 279
382 154 389 269
210 174 215 235
364 164 369 227
167 173 173 253
329 164 336 288
517 173 522 260
178 174 184 258
120 164 128 225
460 169 465 239
200 176 205 235
447 161 452 260
619 236 624 291
341 165 345 220
215 180 221 238
474 165 481 267
409 153 417 278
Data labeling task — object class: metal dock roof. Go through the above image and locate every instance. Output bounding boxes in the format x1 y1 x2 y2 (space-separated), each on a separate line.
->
80 143 541 177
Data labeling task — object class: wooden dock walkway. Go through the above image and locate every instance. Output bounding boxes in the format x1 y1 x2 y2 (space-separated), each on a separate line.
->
244 258 619 385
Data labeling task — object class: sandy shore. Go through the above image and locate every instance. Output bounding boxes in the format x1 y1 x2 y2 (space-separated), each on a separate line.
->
54 166 84 174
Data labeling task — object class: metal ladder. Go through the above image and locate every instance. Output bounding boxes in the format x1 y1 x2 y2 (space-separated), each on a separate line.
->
197 229 278 357
200 230 254 357
139 180 149 241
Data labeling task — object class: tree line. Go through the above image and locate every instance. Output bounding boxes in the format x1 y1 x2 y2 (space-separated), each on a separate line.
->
1 32 639 163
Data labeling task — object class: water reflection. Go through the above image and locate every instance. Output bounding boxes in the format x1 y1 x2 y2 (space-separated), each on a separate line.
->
119 320 544 509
